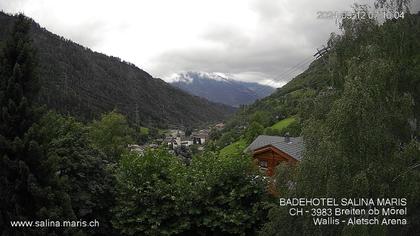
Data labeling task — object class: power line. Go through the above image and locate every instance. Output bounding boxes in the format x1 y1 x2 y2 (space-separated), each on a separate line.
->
272 45 330 82
272 55 314 82
274 56 314 80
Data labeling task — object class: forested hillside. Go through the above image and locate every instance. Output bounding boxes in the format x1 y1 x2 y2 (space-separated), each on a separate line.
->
0 12 234 128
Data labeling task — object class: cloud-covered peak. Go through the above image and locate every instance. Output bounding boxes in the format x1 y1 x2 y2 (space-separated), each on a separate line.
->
168 71 232 84
170 71 275 107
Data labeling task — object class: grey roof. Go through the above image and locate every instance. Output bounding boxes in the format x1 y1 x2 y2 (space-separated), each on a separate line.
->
245 135 304 161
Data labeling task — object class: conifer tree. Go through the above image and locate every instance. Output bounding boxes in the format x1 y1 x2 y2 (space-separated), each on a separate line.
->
0 14 72 235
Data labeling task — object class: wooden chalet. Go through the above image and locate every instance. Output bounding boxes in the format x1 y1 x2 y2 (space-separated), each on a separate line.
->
245 135 304 176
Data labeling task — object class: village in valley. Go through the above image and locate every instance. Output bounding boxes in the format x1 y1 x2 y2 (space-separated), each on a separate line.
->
128 123 225 156
128 120 304 177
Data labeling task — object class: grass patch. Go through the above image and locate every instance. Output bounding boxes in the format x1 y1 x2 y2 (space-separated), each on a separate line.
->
271 117 296 132
220 139 247 157
139 127 149 135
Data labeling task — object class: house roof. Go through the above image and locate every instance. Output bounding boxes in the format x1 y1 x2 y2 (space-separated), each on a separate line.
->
245 135 304 161
164 136 176 142
192 134 208 139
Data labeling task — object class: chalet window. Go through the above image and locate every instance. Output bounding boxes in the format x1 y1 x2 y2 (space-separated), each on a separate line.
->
259 160 268 168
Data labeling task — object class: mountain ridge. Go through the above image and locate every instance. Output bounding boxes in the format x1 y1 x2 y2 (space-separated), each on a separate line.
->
0 12 234 128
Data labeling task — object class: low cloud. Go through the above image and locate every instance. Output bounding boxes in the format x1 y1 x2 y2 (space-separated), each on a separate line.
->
1 0 418 88
149 0 348 86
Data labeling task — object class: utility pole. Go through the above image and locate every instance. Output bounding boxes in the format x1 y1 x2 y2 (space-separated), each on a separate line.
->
135 103 140 125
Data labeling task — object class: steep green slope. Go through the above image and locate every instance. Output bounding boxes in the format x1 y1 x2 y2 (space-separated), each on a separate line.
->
0 12 234 128
211 56 327 147
219 139 247 157
271 117 296 131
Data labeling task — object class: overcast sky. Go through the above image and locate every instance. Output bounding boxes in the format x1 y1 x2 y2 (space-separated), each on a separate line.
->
1 0 418 87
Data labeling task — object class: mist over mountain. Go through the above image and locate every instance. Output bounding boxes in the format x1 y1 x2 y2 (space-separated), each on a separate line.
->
0 12 234 128
170 72 275 107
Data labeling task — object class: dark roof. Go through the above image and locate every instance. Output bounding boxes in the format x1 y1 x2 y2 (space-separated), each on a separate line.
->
192 134 208 139
245 135 304 161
